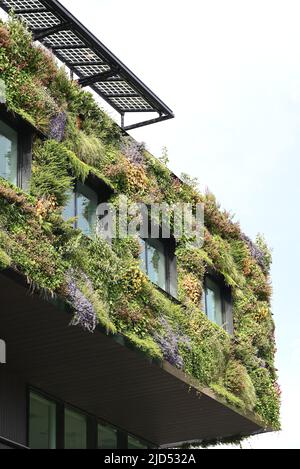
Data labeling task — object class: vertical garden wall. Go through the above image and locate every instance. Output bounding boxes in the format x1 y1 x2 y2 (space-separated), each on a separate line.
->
0 16 280 434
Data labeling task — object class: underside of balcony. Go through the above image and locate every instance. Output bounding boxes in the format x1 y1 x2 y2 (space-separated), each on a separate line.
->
0 270 267 448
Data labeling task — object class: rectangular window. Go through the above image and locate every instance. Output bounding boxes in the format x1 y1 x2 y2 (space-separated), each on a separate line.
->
140 239 167 291
128 435 147 449
64 408 87 449
63 183 98 238
205 277 224 327
28 390 151 449
76 182 98 237
98 423 118 449
0 119 18 185
29 392 56 449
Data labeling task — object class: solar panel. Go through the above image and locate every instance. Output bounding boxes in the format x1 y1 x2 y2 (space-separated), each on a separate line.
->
0 0 174 130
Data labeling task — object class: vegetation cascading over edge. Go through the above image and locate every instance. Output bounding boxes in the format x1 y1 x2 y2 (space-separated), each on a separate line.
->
0 16 280 434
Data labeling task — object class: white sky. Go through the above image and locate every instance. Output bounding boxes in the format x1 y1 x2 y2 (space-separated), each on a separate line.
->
2 0 299 448
60 0 300 449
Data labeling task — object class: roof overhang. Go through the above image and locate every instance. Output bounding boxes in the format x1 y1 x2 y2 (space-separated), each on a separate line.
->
0 103 46 138
0 0 175 131
0 269 269 447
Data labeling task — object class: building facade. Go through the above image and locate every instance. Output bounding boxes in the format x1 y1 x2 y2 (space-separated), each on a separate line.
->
0 0 280 450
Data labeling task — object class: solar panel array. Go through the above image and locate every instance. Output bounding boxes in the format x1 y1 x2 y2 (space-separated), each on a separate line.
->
0 0 174 130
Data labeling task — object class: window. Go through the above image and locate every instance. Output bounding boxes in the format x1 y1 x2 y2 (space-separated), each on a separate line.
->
0 119 18 185
28 389 152 449
64 408 87 449
140 238 177 297
140 238 166 291
128 435 147 449
98 423 118 449
63 181 98 237
29 392 56 449
204 275 233 332
205 277 223 326
0 112 33 190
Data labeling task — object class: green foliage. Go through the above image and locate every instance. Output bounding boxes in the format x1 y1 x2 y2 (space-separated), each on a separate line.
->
31 140 96 207
31 140 75 206
205 233 246 288
224 360 257 410
0 16 280 433
210 383 246 410
65 125 107 168
250 368 281 430
180 172 200 191
79 279 116 335
0 247 11 270
0 182 67 291
125 331 163 360
256 234 273 274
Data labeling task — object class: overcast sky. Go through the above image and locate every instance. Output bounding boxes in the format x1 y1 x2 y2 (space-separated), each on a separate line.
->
61 0 300 449
3 0 299 448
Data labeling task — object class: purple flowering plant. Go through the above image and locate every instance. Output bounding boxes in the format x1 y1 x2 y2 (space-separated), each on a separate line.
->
49 112 67 142
66 272 97 333
154 317 191 369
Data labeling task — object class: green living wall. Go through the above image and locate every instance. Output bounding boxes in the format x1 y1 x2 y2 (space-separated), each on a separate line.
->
0 17 280 435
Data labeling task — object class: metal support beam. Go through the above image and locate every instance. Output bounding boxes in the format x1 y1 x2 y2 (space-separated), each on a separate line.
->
0 0 175 129
32 22 70 41
124 114 173 132
77 69 118 87
14 8 46 14
68 61 104 67
120 113 125 129
51 44 85 51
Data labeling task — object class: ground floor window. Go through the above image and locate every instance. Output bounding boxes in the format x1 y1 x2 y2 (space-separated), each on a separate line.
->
64 408 87 449
128 435 148 449
98 423 118 449
28 389 151 449
29 392 56 449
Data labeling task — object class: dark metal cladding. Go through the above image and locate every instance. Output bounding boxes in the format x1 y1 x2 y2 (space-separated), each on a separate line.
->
0 270 267 447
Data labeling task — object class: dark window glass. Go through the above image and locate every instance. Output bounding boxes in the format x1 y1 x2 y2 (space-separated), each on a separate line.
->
98 424 118 449
0 119 18 184
76 182 97 237
64 408 87 449
29 392 56 449
205 277 224 327
63 183 98 237
128 435 147 449
140 239 167 291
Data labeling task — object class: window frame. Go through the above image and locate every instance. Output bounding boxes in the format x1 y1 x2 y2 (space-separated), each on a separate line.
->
204 273 233 334
63 174 114 238
0 107 34 191
76 181 99 234
97 421 118 449
27 387 152 449
140 236 178 299
64 406 88 450
28 390 57 450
